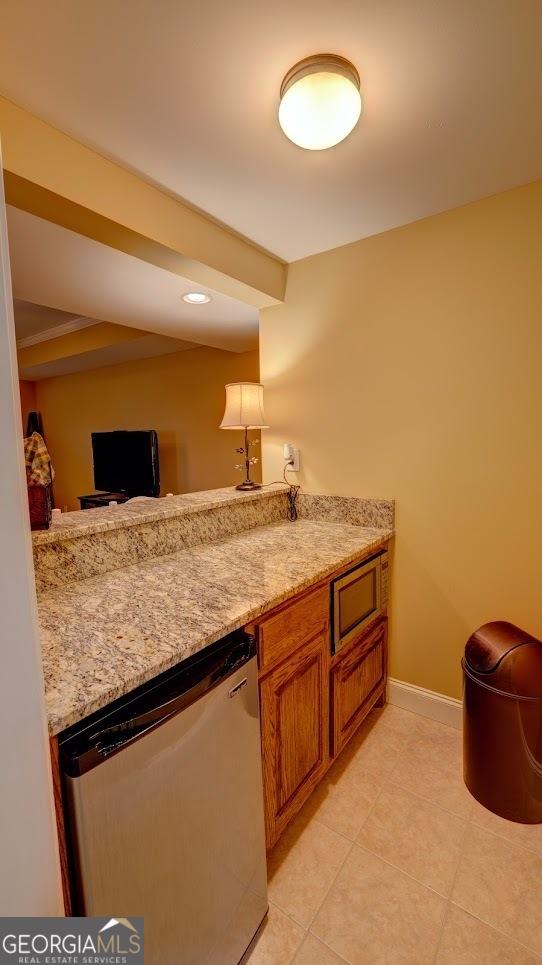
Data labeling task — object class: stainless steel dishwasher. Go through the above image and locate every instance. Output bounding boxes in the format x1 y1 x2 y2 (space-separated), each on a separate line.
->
60 631 268 965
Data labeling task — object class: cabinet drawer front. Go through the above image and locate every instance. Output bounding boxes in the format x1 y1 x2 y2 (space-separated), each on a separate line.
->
258 585 329 674
332 620 387 756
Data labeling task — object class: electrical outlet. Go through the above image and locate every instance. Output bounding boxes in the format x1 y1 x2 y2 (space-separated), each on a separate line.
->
283 442 300 472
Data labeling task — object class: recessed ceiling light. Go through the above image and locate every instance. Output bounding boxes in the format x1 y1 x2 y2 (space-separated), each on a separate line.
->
278 54 362 151
182 292 212 304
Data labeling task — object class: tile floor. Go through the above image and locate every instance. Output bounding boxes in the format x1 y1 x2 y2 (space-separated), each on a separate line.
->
247 703 542 964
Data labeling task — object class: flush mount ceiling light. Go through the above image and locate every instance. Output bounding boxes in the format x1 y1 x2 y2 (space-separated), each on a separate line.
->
182 292 212 304
278 54 362 151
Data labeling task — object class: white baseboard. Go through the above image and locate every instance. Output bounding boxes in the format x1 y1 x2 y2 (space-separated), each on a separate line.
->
387 677 462 730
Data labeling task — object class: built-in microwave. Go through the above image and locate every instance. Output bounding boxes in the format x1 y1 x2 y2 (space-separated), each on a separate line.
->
331 550 389 654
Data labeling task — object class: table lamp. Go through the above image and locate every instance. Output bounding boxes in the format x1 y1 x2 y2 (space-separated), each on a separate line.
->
220 382 268 490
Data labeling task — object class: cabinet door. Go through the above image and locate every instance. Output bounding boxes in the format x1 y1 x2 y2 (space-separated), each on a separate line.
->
331 618 387 757
260 630 329 848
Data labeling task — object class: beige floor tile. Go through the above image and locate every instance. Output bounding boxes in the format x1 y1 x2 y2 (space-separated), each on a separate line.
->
436 904 541 964
311 845 446 964
367 703 459 740
365 703 428 737
293 932 346 964
340 712 412 783
267 813 352 927
357 784 467 895
405 716 463 755
470 799 542 858
245 904 305 964
451 825 542 956
303 751 382 840
390 726 473 818
408 715 462 739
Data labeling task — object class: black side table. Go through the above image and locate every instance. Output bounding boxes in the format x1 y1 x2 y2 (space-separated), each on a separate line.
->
78 492 130 510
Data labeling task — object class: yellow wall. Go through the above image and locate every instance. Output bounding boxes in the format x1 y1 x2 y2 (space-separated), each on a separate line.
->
19 379 36 432
260 180 542 699
36 346 261 510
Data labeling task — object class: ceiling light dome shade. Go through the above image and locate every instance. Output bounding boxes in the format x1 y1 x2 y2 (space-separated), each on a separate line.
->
279 54 362 150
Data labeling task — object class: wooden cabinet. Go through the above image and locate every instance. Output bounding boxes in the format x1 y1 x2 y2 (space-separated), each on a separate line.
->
259 628 330 848
331 618 387 757
250 549 389 849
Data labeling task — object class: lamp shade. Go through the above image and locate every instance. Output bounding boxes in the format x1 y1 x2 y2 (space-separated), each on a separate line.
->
220 382 268 429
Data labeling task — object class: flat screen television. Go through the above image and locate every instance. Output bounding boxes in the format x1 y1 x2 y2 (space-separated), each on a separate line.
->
91 430 160 497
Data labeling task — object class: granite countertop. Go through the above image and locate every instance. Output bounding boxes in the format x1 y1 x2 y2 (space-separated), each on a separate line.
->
39 518 392 736
32 485 285 546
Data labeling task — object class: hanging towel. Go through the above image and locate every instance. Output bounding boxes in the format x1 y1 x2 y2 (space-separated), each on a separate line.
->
24 432 54 486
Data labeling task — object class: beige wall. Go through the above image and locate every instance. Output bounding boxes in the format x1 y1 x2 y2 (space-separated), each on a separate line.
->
36 346 260 510
260 180 542 700
19 379 36 431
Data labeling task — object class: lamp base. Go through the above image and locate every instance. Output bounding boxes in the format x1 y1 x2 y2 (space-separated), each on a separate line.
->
235 480 262 491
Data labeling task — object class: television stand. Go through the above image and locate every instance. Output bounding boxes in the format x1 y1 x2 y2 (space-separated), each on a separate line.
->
78 492 131 510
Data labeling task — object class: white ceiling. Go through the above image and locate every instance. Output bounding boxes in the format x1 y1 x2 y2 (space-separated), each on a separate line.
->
7 207 259 353
1 0 541 261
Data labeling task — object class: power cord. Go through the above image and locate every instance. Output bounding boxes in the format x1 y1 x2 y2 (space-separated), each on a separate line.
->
265 461 300 522
286 486 300 521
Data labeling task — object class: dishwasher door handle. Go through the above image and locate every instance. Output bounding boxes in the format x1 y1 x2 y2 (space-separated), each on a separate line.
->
89 650 255 756
229 678 248 698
